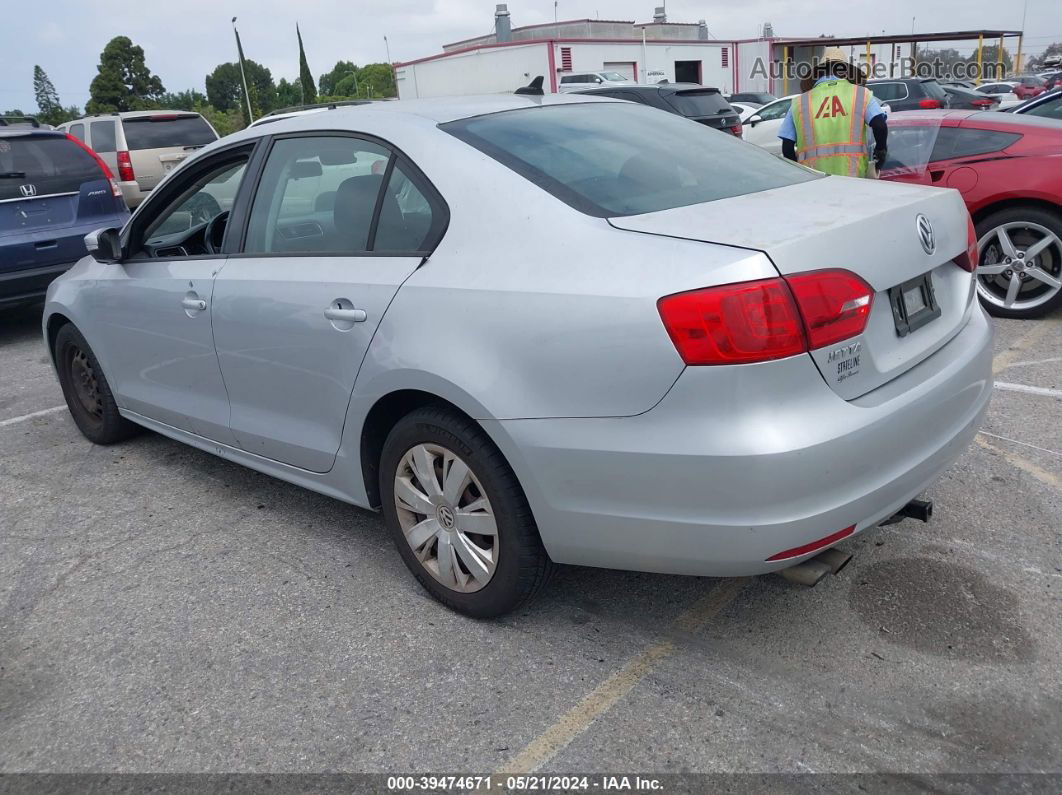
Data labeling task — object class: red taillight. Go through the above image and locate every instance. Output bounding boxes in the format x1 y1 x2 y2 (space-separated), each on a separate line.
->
918 98 942 109
766 525 855 562
785 269 875 350
971 98 993 107
729 124 743 137
117 150 135 182
65 133 123 199
955 215 979 272
658 270 873 365
657 279 806 365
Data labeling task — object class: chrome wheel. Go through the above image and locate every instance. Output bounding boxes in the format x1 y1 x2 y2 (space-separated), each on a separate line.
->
69 347 103 421
393 443 498 593
976 221 1062 311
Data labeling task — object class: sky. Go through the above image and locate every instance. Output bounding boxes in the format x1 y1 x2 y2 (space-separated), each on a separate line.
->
2 0 1060 112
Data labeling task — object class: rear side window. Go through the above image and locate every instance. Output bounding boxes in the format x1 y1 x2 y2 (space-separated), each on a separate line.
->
443 103 818 218
121 115 217 150
921 80 948 101
0 135 103 200
942 128 1021 158
663 90 731 117
90 121 117 153
869 83 906 101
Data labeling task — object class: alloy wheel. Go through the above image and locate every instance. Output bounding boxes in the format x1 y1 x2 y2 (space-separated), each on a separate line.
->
976 221 1062 311
393 443 499 593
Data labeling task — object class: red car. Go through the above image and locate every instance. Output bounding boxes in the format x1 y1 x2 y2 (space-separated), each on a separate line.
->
1013 75 1049 100
880 110 1062 319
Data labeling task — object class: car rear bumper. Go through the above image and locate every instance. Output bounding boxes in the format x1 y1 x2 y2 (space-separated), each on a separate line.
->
0 262 78 307
489 304 993 576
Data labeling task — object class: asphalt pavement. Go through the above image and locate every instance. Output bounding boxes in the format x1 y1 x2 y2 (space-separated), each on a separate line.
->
1 301 1060 776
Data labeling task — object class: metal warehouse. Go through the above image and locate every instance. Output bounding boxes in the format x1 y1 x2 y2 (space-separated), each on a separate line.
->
395 4 1025 99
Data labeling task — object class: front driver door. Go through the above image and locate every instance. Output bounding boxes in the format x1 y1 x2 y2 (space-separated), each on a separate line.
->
91 145 253 443
212 133 445 472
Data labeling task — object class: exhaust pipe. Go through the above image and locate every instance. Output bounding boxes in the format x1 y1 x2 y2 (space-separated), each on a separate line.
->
881 498 934 525
777 546 853 586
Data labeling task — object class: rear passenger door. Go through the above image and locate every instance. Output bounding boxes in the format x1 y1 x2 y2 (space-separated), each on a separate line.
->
211 132 446 473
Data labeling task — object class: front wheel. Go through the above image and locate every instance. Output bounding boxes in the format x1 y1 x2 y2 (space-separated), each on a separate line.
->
975 208 1062 319
53 324 139 445
379 407 554 618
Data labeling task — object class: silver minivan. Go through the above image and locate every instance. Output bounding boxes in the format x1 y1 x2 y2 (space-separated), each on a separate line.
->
58 112 218 207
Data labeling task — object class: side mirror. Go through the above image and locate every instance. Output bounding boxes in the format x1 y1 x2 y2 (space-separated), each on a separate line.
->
748 115 762 127
85 227 122 264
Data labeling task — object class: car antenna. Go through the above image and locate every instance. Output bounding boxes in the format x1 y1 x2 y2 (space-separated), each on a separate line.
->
515 76 545 96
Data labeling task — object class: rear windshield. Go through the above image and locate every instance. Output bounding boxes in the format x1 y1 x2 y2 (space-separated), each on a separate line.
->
0 134 102 200
663 90 732 117
921 80 948 101
442 103 819 218
121 115 217 151
731 93 776 104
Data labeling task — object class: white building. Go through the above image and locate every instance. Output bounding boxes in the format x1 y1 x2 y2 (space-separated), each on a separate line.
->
394 6 1021 100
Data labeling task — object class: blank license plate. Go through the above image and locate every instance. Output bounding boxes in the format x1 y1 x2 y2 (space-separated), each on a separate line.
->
889 272 941 337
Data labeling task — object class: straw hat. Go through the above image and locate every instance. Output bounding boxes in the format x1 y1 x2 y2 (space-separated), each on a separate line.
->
800 45 867 92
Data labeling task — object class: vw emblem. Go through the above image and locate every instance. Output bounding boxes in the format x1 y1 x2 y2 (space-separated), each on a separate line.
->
19 184 37 198
916 214 935 256
437 505 456 530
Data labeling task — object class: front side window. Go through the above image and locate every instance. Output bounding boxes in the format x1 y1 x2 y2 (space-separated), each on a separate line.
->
68 123 85 142
139 157 249 252
756 98 791 121
244 136 393 254
1025 97 1062 120
443 103 818 218
600 72 628 82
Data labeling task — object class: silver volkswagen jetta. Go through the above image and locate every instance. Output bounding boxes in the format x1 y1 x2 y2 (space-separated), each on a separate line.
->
43 94 992 617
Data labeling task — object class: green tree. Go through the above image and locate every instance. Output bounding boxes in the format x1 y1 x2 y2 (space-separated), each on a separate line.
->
160 89 207 111
86 36 165 113
356 63 396 98
33 65 64 125
275 78 302 109
297 24 317 103
194 103 246 137
318 60 356 96
205 61 276 115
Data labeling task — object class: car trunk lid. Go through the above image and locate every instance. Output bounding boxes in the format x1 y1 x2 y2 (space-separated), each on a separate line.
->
609 177 974 399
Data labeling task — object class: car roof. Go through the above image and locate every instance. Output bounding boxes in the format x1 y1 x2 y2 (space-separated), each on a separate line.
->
886 108 1062 131
74 110 204 121
0 128 65 139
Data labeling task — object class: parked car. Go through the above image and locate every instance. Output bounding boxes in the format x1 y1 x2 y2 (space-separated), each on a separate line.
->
0 115 50 129
575 83 743 136
723 91 777 107
1009 88 1062 120
880 110 1062 318
557 71 632 92
868 78 951 110
1011 75 1048 100
56 111 218 208
942 80 976 90
44 95 990 617
249 100 374 129
1037 71 1062 91
1 129 129 308
943 84 999 110
975 81 1022 105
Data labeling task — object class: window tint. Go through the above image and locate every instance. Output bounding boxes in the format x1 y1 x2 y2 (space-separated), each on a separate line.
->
374 162 435 252
244 136 392 254
600 72 628 81
0 135 103 200
943 128 1021 158
756 98 791 121
443 103 818 218
921 80 948 101
121 115 217 150
68 123 85 142
1025 96 1062 120
144 158 248 243
663 90 731 116
869 83 904 101
90 121 117 153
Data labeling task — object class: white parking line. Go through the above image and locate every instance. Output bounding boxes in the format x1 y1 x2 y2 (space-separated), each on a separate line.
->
0 405 66 428
994 381 1062 399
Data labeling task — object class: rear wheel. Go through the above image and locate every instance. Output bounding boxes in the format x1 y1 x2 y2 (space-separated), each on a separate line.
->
975 207 1062 319
379 406 554 618
53 324 139 445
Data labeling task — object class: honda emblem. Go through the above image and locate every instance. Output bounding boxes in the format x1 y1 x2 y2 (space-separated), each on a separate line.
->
19 184 37 198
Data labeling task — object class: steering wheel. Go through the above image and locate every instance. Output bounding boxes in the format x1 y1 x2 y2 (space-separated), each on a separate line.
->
203 210 230 255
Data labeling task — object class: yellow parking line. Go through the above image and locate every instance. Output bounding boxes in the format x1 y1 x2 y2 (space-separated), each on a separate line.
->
976 436 1062 491
496 578 748 776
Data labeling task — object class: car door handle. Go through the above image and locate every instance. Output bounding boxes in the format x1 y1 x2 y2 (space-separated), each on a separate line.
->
181 297 207 311
324 307 367 323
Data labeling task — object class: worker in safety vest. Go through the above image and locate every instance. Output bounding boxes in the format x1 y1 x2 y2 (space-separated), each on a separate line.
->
778 47 888 178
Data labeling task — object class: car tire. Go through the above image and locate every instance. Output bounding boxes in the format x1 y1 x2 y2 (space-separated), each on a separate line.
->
975 207 1062 319
53 324 139 445
379 406 554 618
